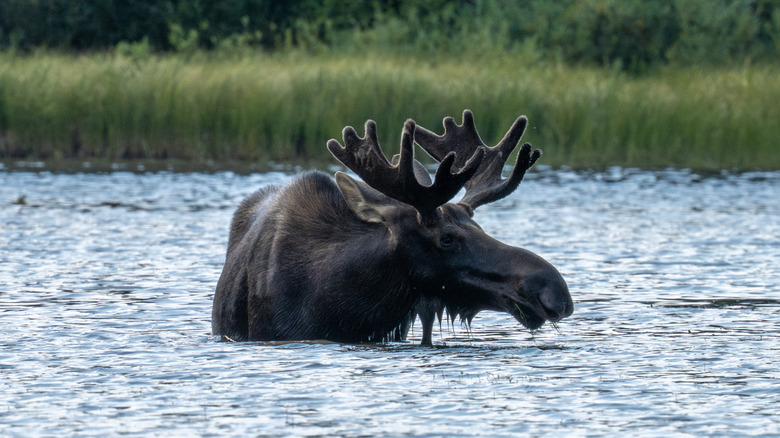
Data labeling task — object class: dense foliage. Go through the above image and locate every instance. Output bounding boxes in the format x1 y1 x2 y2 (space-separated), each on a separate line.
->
2 0 779 72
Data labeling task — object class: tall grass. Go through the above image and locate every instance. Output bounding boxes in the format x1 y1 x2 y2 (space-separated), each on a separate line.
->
1 51 778 170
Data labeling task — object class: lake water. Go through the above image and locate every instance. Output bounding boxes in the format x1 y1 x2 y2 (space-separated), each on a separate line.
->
1 164 779 437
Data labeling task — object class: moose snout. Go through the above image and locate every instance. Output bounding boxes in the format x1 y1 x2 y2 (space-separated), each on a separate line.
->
526 271 573 322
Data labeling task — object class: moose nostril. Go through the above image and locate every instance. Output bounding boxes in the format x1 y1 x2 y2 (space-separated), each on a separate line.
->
539 288 567 319
524 271 573 321
529 271 572 321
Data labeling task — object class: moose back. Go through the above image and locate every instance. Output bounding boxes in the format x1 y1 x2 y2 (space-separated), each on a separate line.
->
211 110 573 345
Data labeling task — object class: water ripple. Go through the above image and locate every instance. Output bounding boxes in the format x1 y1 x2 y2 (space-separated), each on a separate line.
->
1 168 779 437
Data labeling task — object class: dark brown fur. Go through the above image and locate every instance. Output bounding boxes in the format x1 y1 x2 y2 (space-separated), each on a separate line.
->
213 172 419 342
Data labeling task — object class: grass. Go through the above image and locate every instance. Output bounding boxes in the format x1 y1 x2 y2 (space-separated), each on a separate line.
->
1 51 778 170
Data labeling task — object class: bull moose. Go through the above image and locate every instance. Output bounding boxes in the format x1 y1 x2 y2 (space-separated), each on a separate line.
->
212 110 573 345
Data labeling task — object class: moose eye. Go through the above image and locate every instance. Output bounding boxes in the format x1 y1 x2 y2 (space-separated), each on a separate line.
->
439 233 456 248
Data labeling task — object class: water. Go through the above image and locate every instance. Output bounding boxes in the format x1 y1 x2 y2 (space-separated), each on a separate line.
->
1 165 779 437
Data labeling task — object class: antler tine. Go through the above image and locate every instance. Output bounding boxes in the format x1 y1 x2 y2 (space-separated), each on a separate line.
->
328 118 484 223
327 120 390 176
460 142 541 209
415 110 542 210
327 119 412 201
496 113 529 156
414 109 485 171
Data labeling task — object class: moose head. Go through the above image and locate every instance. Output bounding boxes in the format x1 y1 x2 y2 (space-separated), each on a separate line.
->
326 110 573 344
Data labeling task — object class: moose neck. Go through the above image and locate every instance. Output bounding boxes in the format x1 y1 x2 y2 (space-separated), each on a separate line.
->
293 184 419 342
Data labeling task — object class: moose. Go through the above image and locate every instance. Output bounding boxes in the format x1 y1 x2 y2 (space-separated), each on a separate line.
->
212 110 572 345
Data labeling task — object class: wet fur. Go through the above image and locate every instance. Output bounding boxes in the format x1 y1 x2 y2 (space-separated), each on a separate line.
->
212 171 421 343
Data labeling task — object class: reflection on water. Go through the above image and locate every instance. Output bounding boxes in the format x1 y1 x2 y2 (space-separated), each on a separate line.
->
1 166 779 436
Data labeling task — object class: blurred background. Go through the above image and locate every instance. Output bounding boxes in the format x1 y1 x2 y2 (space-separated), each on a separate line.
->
1 0 778 170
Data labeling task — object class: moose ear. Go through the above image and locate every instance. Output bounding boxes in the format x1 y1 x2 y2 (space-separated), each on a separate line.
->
335 172 398 224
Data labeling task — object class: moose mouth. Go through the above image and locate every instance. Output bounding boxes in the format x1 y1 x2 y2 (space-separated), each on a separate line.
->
507 299 549 331
503 274 573 331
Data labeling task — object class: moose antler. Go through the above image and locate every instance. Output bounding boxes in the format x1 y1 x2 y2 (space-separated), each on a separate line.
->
414 110 542 210
327 119 484 223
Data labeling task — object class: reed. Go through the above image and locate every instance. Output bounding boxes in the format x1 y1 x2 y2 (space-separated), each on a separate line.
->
1 51 778 170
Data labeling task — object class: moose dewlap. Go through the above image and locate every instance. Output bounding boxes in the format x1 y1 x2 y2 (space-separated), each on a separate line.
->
211 110 573 345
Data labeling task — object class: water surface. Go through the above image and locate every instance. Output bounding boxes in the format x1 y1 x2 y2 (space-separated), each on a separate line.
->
1 166 778 436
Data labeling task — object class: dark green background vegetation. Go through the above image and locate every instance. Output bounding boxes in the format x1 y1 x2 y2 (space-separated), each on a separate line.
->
3 0 779 71
1 0 779 170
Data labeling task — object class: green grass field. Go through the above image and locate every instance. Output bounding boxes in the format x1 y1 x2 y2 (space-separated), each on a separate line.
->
1 51 778 170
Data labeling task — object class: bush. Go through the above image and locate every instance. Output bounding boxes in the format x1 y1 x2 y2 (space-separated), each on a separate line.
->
0 0 172 51
549 0 681 73
0 0 778 71
667 0 780 65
